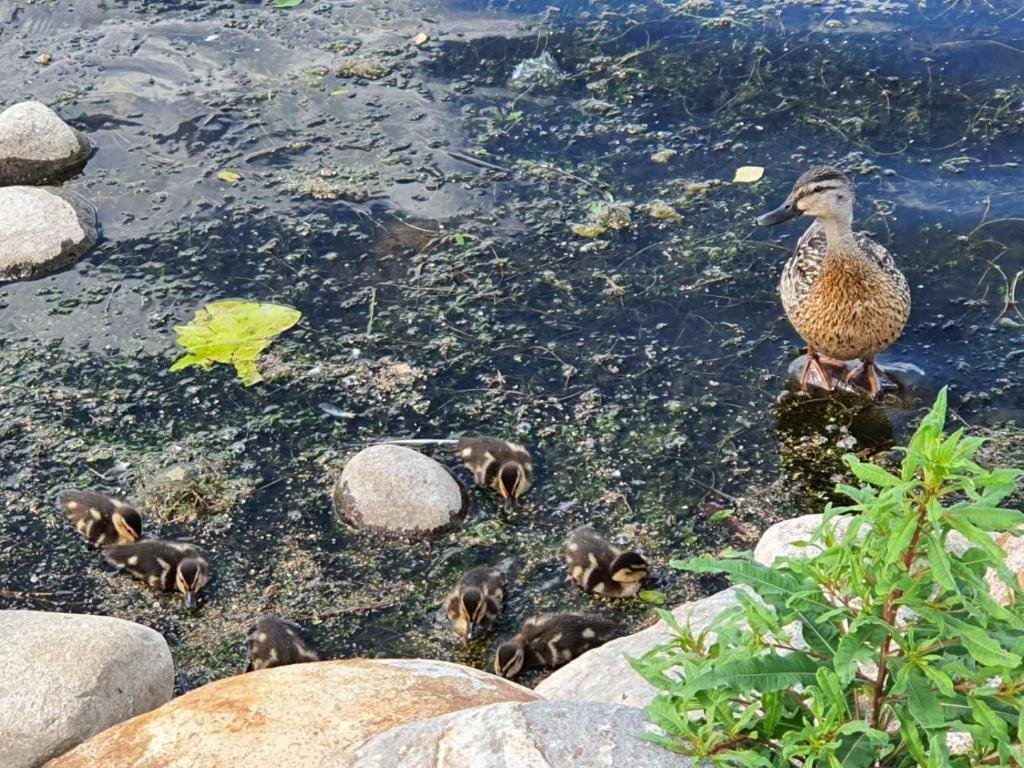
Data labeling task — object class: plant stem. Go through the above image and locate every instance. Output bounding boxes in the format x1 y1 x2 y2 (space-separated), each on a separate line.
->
871 490 934 728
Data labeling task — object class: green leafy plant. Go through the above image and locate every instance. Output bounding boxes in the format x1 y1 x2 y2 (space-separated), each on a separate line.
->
170 299 301 386
633 389 1024 767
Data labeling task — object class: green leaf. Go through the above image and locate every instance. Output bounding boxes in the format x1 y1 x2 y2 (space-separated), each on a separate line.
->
687 652 820 694
946 617 1022 668
170 299 302 386
970 697 1009 740
273 0 303 7
944 504 1024 530
905 672 946 729
844 455 901 488
638 589 666 605
835 722 890 767
674 558 832 614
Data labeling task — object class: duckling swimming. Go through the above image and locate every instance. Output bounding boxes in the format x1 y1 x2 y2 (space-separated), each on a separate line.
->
245 615 320 671
455 437 533 502
104 540 210 609
60 489 142 546
493 612 617 679
376 435 533 502
444 565 504 641
757 166 910 396
565 525 648 597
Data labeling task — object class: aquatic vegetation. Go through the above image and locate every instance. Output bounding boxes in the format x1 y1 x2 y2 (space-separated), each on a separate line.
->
170 300 302 387
634 390 1024 766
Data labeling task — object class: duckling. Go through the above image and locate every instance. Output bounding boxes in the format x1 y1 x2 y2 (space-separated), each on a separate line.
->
493 612 618 679
59 489 143 546
376 436 534 502
757 166 910 396
444 566 504 641
245 615 320 671
454 437 533 502
104 539 210 609
565 525 648 597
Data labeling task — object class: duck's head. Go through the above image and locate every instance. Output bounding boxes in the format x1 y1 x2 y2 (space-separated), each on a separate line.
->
111 506 143 544
610 551 649 584
494 639 525 678
756 166 854 227
452 587 487 641
175 556 210 610
496 461 532 502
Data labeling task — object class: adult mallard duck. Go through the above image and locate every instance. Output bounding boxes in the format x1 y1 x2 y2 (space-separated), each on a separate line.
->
757 166 910 396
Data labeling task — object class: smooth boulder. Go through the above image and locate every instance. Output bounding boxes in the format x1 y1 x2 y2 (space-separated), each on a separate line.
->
0 186 98 281
0 101 92 185
352 700 691 767
47 658 538 768
0 610 172 768
333 444 467 534
534 589 741 708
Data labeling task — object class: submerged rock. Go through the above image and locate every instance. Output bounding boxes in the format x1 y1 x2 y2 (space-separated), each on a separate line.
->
0 186 97 281
352 700 691 767
534 589 742 708
333 444 468 534
0 610 172 768
785 355 926 390
0 101 92 185
47 659 538 768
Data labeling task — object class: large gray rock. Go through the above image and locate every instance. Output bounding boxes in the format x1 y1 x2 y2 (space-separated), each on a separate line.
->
351 700 691 767
0 610 173 768
333 444 467 535
0 186 98 281
534 589 741 708
0 101 92 185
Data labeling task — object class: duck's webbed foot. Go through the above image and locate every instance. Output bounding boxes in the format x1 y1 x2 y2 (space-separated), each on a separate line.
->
798 348 841 391
846 358 896 397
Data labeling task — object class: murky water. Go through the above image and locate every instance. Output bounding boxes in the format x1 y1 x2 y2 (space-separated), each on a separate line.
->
1 0 1022 690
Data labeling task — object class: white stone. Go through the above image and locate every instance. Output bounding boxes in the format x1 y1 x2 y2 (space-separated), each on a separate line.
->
534 589 741 708
0 186 98 281
0 610 173 768
351 700 692 767
332 444 467 534
0 101 92 185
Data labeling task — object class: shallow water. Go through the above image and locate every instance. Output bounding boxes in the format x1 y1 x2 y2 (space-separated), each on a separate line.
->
1 0 1023 689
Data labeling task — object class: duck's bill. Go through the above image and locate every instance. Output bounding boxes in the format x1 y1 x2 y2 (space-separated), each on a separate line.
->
756 201 800 226
183 591 199 609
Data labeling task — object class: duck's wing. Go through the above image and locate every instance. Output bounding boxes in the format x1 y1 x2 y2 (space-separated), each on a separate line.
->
854 232 910 301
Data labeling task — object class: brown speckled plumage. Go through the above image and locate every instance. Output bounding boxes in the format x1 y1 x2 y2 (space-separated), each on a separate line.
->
246 615 320 671
760 166 910 394
493 612 617 678
444 565 505 640
565 525 648 598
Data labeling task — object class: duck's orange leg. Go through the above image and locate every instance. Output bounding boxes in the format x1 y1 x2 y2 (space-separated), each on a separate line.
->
799 348 839 391
846 358 896 397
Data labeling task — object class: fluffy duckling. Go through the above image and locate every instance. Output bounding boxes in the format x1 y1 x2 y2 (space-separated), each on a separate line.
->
565 525 648 597
494 612 618 679
59 489 143 546
245 615 320 671
444 566 504 641
104 540 210 609
757 166 910 396
455 437 533 502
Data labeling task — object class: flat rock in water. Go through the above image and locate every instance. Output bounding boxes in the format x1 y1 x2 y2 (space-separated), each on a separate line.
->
0 101 92 185
46 659 538 768
352 700 691 767
534 589 741 708
0 186 98 281
333 444 467 534
0 610 173 768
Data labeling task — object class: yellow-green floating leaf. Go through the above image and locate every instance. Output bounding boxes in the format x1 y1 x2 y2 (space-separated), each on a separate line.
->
170 299 301 386
217 170 242 183
733 165 765 183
